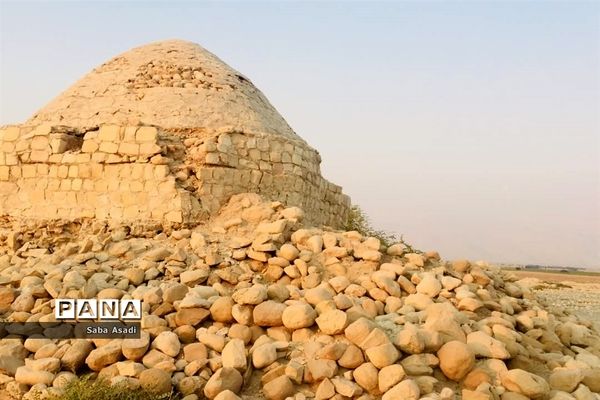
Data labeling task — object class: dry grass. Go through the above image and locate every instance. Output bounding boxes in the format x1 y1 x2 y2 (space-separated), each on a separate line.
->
50 376 179 400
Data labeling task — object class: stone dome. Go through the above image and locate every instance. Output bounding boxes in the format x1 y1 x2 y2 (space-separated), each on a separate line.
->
26 39 298 138
1 39 350 228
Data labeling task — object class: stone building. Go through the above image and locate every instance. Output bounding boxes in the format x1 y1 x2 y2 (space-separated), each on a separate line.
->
0 40 350 227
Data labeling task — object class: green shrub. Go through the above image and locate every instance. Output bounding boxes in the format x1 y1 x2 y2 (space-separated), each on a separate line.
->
52 375 178 400
344 204 419 252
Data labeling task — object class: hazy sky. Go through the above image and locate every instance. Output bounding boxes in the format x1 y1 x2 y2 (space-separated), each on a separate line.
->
1 1 599 268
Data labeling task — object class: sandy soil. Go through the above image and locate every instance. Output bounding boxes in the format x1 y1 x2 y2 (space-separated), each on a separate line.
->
511 270 600 327
511 270 600 284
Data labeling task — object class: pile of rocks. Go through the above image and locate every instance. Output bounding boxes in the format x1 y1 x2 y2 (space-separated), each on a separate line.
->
1 193 599 400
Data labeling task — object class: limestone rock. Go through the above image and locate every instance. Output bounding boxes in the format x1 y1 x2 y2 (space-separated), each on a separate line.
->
15 366 54 386
467 331 511 359
378 364 406 393
438 340 475 381
382 379 420 400
549 368 584 393
232 284 268 305
501 369 550 399
152 331 181 357
222 339 247 370
139 368 172 394
316 309 348 335
85 340 123 371
353 362 379 392
253 301 286 326
263 375 295 400
252 343 277 369
204 367 243 399
282 303 317 329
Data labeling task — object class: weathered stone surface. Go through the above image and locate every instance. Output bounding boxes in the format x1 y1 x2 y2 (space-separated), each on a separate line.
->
252 343 277 369
378 364 406 393
152 331 181 357
222 339 247 370
316 309 348 335
204 367 243 399
122 332 150 361
85 340 123 371
139 368 172 394
549 368 584 392
282 303 317 329
438 340 475 381
501 369 550 399
353 362 378 392
253 301 286 326
15 366 54 386
60 340 93 373
467 331 510 359
263 375 295 400
382 379 420 400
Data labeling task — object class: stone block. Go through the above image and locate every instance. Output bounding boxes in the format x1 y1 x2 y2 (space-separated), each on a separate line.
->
119 142 139 156
130 181 144 192
106 154 122 163
1 126 20 141
72 179 82 191
154 165 169 178
140 142 161 156
90 164 103 178
30 189 45 203
59 180 71 191
248 149 260 161
99 141 118 154
47 179 60 191
62 153 77 164
1 142 15 152
0 166 9 181
31 124 52 136
91 152 106 163
10 166 21 178
123 126 138 142
78 164 91 178
76 153 91 163
131 164 144 179
82 179 94 191
31 136 49 150
94 180 108 192
108 179 120 192
22 165 36 178
48 165 58 178
98 125 121 141
136 126 158 142
48 154 62 163
57 165 68 178
68 166 78 178
82 140 99 153
5 153 17 165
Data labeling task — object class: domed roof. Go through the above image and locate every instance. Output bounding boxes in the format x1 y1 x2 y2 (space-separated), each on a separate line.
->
26 40 298 138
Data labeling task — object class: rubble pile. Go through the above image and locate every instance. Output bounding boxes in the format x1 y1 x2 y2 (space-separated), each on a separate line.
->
0 193 599 400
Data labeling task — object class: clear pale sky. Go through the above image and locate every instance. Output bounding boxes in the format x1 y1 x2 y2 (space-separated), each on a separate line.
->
1 1 598 268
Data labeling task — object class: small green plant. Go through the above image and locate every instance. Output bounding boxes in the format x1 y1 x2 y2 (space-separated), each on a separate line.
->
344 204 418 250
52 375 178 400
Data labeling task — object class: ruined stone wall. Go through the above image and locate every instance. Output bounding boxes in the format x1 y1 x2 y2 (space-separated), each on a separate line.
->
0 125 196 224
186 130 350 227
0 124 350 228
